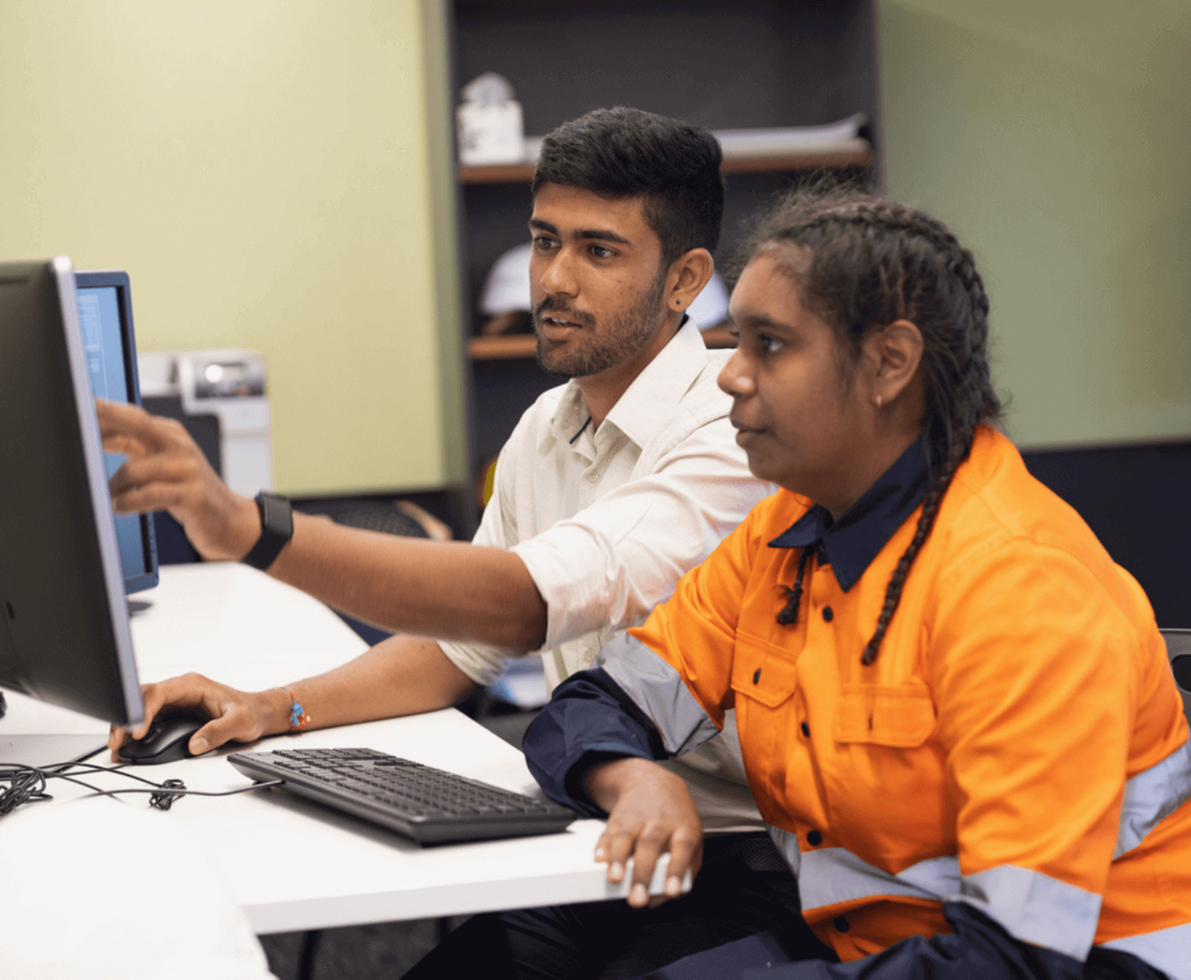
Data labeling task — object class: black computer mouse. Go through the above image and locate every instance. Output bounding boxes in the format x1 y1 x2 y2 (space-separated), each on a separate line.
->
117 708 210 765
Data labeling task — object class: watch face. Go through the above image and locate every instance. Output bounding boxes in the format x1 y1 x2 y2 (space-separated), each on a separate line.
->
258 492 293 537
244 492 293 570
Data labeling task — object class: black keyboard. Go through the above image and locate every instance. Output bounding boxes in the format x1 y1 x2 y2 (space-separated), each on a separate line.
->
227 747 577 845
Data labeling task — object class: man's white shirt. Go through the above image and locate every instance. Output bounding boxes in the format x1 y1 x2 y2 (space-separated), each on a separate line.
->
440 319 772 829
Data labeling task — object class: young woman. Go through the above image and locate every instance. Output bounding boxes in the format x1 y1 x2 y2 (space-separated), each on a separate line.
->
522 188 1191 979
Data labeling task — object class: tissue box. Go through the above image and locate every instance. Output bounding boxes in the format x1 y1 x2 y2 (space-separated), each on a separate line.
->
457 100 526 166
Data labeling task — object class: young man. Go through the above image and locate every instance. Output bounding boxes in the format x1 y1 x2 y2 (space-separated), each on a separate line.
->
102 110 764 831
104 107 804 977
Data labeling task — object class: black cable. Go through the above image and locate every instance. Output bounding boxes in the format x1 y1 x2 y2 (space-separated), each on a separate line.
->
0 765 49 815
0 759 283 816
150 779 187 810
73 778 285 810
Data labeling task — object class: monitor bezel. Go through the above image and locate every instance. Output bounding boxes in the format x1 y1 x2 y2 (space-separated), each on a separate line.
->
0 256 144 728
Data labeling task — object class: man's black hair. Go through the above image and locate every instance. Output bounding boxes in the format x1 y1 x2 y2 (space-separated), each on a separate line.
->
532 107 725 267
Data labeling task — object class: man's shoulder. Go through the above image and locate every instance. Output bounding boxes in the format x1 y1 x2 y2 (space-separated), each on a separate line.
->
651 346 734 436
683 346 733 413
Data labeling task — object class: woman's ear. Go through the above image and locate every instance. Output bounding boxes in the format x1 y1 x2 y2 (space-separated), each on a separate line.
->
865 319 924 407
665 248 714 313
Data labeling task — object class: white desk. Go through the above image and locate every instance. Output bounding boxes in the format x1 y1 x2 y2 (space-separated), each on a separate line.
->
0 564 663 935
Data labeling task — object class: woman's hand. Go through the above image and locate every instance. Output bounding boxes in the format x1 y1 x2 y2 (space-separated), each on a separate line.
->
585 757 703 908
108 673 290 759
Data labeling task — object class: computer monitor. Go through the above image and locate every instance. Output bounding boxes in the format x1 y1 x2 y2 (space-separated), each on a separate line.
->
74 269 159 594
0 257 144 752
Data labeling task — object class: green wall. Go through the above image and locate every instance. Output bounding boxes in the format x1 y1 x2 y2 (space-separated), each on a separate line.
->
6 1 1185 497
0 0 464 496
879 0 1191 448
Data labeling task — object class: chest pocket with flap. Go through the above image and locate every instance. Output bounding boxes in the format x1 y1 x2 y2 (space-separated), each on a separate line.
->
730 633 799 708
834 682 937 747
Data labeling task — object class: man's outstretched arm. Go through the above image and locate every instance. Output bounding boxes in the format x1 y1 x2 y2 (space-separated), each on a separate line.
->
97 399 547 651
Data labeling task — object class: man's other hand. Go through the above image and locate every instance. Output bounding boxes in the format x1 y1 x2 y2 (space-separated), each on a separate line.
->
108 673 290 760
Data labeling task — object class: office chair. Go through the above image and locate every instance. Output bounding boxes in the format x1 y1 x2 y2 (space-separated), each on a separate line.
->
1160 628 1191 724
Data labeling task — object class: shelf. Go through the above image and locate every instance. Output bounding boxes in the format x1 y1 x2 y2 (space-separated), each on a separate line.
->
459 147 873 185
718 148 872 174
468 334 538 360
459 163 538 185
468 328 737 361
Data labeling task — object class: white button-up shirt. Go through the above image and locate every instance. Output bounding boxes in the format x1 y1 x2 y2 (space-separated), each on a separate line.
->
440 320 772 829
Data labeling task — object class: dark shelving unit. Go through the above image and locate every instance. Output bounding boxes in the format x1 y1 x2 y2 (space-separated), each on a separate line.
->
450 0 881 475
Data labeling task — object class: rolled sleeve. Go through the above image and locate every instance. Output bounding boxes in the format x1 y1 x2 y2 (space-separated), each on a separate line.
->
523 667 667 815
515 414 764 650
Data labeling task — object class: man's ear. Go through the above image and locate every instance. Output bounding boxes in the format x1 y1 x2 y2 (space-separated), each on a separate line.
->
665 248 714 313
865 319 924 406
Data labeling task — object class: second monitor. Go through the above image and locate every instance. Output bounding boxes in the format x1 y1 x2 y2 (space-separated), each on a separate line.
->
74 269 159 594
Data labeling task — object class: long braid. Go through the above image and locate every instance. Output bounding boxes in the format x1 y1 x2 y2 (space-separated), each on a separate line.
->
857 208 997 664
776 546 814 626
860 463 953 664
743 187 1002 663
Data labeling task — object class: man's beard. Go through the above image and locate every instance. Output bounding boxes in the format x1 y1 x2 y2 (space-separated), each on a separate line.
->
533 269 668 378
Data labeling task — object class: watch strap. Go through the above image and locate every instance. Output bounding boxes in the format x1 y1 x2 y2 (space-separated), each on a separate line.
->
242 491 294 571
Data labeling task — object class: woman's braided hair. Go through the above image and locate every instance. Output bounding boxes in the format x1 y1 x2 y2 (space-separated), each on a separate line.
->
741 186 1004 664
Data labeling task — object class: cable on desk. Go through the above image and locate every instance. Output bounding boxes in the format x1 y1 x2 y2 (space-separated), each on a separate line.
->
0 764 50 815
0 759 282 817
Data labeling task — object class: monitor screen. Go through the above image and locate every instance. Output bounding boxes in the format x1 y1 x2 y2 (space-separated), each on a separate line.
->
0 257 144 732
74 270 159 594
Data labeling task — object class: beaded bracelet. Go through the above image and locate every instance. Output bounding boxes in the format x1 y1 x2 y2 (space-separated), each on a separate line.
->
280 686 311 731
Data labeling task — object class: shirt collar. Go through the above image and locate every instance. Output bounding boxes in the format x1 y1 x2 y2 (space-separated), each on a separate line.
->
550 316 710 451
768 440 929 591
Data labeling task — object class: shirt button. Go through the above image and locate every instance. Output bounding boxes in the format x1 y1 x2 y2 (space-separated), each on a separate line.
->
800 721 810 737
806 830 822 846
584 469 600 483
752 668 761 684
822 606 834 622
583 649 596 664
834 916 850 933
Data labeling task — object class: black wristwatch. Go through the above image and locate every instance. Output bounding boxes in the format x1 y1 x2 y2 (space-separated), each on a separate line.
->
241 491 294 571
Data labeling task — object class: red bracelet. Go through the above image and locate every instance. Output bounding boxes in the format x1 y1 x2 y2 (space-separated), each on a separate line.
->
280 686 311 731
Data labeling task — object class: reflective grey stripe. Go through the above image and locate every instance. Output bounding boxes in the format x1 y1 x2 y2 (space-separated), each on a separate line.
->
1115 739 1191 858
957 865 1101 960
1099 921 1191 980
798 849 1100 961
767 824 801 877
799 848 962 910
598 634 721 756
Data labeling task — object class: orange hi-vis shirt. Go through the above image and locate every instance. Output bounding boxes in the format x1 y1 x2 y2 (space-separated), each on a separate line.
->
617 427 1191 974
